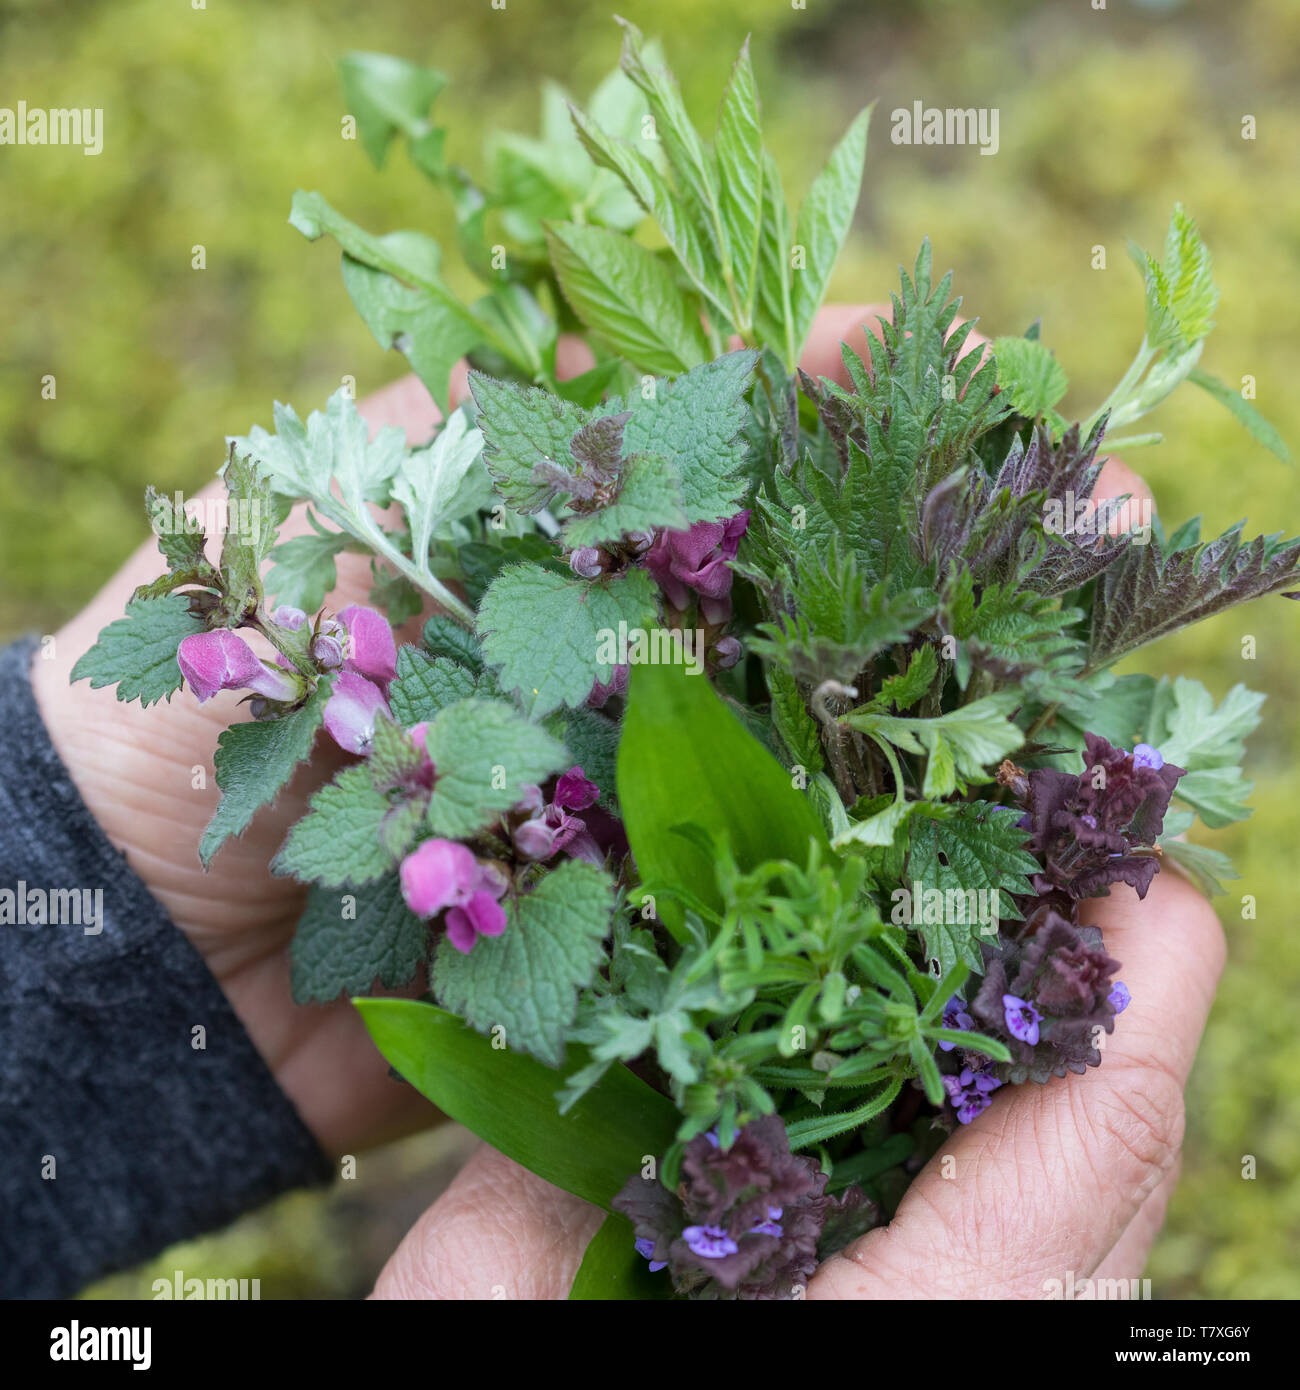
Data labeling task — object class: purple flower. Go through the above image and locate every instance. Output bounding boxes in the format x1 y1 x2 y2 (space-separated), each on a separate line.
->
555 766 599 812
323 670 390 755
1109 981 1132 1014
177 630 303 705
633 1237 667 1273
644 512 749 622
399 838 480 919
749 1206 784 1238
683 1225 740 1260
1002 993 1042 1045
587 664 629 709
444 889 508 954
568 546 604 579
336 604 398 686
714 635 742 669
271 605 308 630
1131 743 1164 770
939 994 975 1051
311 632 346 669
943 1065 1003 1124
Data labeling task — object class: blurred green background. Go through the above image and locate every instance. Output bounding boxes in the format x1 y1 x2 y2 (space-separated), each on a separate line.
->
2 0 1296 1298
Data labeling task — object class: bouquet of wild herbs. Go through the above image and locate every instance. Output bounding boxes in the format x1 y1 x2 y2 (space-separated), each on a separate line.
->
71 23 1295 1299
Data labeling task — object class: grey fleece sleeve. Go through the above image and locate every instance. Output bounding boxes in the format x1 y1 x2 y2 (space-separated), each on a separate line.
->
0 637 332 1298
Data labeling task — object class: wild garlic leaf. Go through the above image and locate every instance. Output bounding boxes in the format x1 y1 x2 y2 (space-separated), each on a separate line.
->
422 698 568 837
70 595 205 707
545 220 711 374
992 335 1069 419
200 676 334 867
478 562 659 717
290 875 428 1004
432 858 616 1066
272 764 395 886
790 106 871 354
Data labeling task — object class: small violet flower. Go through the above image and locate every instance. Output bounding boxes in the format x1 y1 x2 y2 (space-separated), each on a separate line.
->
749 1205 784 1238
633 1237 667 1273
177 630 303 706
1131 743 1164 771
1109 981 1132 1014
939 994 975 1052
682 1225 739 1260
943 1066 1003 1125
1002 993 1042 1045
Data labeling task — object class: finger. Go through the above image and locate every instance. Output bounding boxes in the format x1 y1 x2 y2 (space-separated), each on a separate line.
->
1091 1155 1181 1287
371 1143 602 1300
810 869 1224 1298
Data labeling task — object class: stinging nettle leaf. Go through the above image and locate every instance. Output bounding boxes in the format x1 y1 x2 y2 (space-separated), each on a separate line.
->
70 595 205 708
291 874 428 1003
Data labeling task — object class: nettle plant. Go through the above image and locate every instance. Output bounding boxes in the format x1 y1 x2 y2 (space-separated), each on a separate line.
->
73 24 1295 1299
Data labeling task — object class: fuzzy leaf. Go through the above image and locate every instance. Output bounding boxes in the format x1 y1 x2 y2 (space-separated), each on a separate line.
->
70 595 205 707
290 875 428 1003
388 646 479 725
272 764 395 886
432 858 615 1065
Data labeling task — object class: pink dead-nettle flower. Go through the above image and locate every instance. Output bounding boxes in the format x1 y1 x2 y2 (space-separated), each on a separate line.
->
644 511 750 623
322 670 390 755
399 837 509 954
336 604 398 686
511 765 603 865
177 630 304 705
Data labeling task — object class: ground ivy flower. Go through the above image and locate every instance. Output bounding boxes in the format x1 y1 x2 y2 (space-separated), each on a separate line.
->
1131 743 1164 770
634 1237 667 1273
323 670 389 755
939 993 975 1051
943 1065 1003 1124
1002 993 1042 1045
1109 981 1132 1013
177 629 303 705
683 1225 739 1259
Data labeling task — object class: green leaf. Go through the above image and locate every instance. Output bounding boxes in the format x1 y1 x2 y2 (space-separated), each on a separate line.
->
422 698 568 837
391 411 488 569
790 105 871 353
355 997 679 1208
432 859 615 1066
1187 368 1291 464
545 221 710 375
906 804 1040 973
618 659 829 938
478 562 659 717
468 372 593 513
265 529 348 612
290 192 487 408
1146 676 1264 772
1134 203 1218 355
765 664 823 773
422 615 486 672
620 350 758 523
871 645 939 714
845 693 1026 799
337 51 446 171
569 1212 671 1300
558 705 621 811
70 595 204 707
290 875 428 1003
714 39 764 325
272 764 395 886
1158 836 1238 898
992 335 1069 419
388 646 478 725
1172 767 1255 828
199 677 333 867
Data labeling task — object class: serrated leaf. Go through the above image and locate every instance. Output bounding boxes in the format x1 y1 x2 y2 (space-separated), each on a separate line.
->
478 562 659 716
545 220 710 375
562 452 688 547
199 677 333 867
765 664 823 773
1187 368 1291 464
291 875 428 1003
992 335 1069 419
790 106 871 353
70 595 205 707
337 50 446 171
432 859 615 1065
907 804 1040 973
388 645 478 725
714 39 764 324
422 615 486 672
469 372 593 513
265 530 349 612
272 764 395 886
391 410 488 569
422 698 568 837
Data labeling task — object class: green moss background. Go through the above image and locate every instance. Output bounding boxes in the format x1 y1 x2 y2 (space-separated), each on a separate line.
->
2 0 1295 1298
